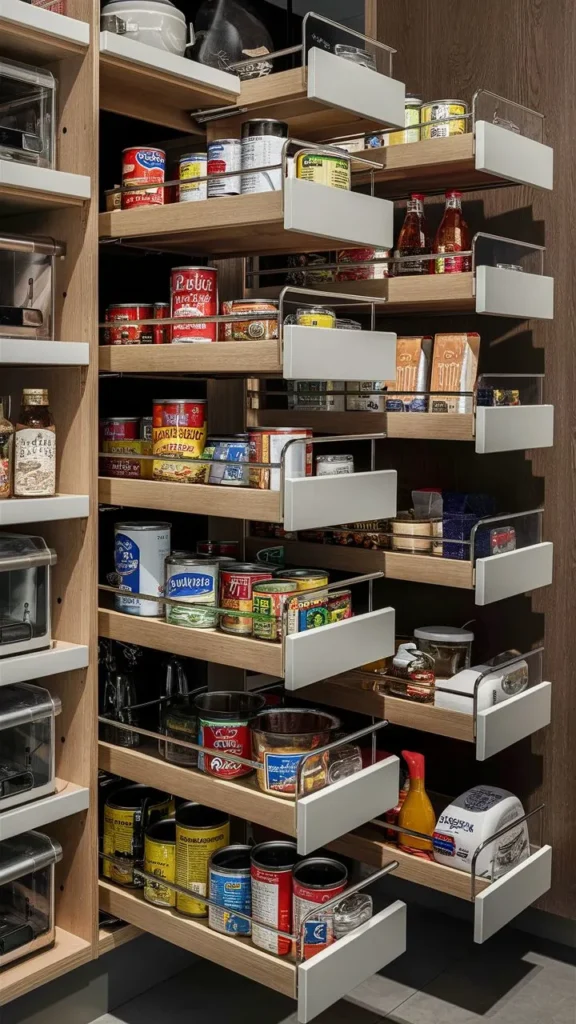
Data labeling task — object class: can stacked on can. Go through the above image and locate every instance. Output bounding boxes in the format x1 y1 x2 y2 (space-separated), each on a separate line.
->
121 147 166 209
196 691 265 779
170 266 218 343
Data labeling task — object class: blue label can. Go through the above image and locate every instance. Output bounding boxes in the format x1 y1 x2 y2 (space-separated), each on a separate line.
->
164 557 218 628
114 522 171 617
208 845 252 935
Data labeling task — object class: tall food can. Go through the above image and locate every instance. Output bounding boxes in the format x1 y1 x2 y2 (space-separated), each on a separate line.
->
179 152 208 202
152 398 208 483
293 857 348 960
219 562 273 635
103 784 172 886
388 95 422 145
207 139 241 197
114 521 171 616
209 845 252 935
144 818 176 907
196 691 266 779
165 555 219 628
175 803 230 917
248 427 312 490
106 303 153 345
241 118 288 194
251 841 300 955
121 147 166 209
170 266 218 343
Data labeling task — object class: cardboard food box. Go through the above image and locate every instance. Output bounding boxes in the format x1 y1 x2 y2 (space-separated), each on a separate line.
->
347 336 433 413
430 333 480 413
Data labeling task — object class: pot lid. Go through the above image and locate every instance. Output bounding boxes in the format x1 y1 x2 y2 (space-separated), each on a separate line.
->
103 0 182 8
414 625 475 643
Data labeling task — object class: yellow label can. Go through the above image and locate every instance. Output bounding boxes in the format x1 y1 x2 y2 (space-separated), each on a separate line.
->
420 100 468 139
103 785 172 887
295 151 351 190
144 819 176 907
175 804 230 917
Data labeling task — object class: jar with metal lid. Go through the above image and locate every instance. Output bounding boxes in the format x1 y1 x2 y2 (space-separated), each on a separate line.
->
414 625 474 679
316 454 354 477
296 306 336 328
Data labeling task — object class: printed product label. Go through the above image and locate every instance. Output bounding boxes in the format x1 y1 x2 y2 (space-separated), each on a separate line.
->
114 532 140 613
209 869 251 934
432 831 457 857
241 134 285 194
251 866 292 955
167 572 215 600
14 427 56 496
175 822 230 916
293 884 346 960
198 721 251 778
114 528 170 616
136 149 165 171
144 838 176 907
103 806 138 886
264 752 301 794
0 457 10 498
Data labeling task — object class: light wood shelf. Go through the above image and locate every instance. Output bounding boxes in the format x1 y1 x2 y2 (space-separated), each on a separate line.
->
99 880 296 998
302 672 475 743
357 134 504 198
246 537 474 589
98 476 282 523
296 272 476 313
99 340 282 376
0 0 89 64
98 922 142 955
99 741 297 836
0 928 92 1006
98 608 283 676
249 408 475 442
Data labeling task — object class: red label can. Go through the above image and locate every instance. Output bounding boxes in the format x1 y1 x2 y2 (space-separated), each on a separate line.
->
197 721 251 779
159 400 206 428
170 266 218 343
251 842 300 956
293 858 348 960
197 540 240 558
153 302 170 344
121 147 166 209
219 563 273 635
101 417 140 442
107 303 153 345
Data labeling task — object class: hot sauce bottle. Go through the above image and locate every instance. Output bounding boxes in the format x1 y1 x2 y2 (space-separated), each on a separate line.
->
433 190 472 274
394 193 431 275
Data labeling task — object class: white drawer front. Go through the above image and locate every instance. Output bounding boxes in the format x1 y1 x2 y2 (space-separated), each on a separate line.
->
476 680 552 760
475 542 553 605
284 177 394 250
283 469 397 532
475 405 554 454
307 46 405 128
283 325 397 381
475 120 553 191
284 607 395 691
475 265 554 319
474 846 552 943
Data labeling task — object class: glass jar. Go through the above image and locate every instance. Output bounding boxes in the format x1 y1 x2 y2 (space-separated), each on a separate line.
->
413 625 474 679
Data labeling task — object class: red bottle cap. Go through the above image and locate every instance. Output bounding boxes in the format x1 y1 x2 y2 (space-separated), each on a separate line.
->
446 190 463 198
401 750 426 780
411 193 426 201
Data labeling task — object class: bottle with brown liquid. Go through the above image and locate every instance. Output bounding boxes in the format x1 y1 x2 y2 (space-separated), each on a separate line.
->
14 388 56 497
0 397 14 500
433 190 472 274
394 193 431 275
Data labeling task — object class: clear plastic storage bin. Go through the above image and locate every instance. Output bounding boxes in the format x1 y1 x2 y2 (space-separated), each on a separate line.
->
0 232 65 341
0 535 57 658
0 684 61 811
0 830 62 967
0 57 56 169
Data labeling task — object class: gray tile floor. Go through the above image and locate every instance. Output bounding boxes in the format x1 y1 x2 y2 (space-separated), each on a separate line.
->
93 907 576 1024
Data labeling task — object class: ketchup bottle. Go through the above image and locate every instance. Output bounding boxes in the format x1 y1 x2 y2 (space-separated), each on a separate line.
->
394 193 431 275
432 190 472 274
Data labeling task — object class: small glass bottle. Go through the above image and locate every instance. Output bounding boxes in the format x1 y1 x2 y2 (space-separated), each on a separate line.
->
0 397 14 500
14 388 56 497
432 190 472 274
394 193 431 275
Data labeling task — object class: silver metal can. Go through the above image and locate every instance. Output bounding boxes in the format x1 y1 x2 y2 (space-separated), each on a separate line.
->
241 118 288 194
316 454 354 476
165 555 219 628
208 139 241 197
114 521 171 617
179 152 208 203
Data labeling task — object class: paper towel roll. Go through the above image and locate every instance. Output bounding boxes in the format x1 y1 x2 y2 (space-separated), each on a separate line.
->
433 785 530 878
433 660 528 714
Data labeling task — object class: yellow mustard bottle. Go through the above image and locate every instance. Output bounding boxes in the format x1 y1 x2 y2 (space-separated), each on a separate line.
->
398 750 436 853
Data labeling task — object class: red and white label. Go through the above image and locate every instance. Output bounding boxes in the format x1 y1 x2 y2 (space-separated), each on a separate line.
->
170 267 218 343
198 721 251 779
293 877 347 960
251 865 293 955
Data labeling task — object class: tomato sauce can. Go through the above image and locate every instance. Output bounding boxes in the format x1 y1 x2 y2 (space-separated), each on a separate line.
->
293 857 348 959
219 562 273 635
209 845 252 935
153 302 170 344
121 147 166 209
175 803 230 917
196 691 266 779
106 303 153 345
249 427 312 491
144 818 176 907
251 841 300 955
152 398 208 483
170 266 218 344
101 417 140 442
179 152 208 203
207 138 242 197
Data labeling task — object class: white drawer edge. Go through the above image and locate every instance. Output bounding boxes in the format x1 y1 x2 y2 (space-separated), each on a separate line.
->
283 469 397 532
284 178 394 250
475 266 554 320
474 542 553 605
282 325 397 381
474 846 552 943
0 0 89 45
307 47 405 128
284 607 395 690
475 405 554 454
476 681 552 760
475 121 553 191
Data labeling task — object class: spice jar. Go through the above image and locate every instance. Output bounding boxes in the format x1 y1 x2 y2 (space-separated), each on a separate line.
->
0 397 14 500
14 388 56 497
413 625 474 679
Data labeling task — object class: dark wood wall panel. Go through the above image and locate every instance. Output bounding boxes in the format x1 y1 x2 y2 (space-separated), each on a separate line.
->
366 0 576 917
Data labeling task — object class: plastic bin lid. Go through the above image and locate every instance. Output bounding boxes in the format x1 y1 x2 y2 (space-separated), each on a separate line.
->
0 683 61 732
0 831 62 887
0 534 57 572
414 625 475 643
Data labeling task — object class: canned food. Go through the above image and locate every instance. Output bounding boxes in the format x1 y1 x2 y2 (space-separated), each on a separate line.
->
293 857 348 959
220 299 279 341
175 803 230 917
122 147 166 209
296 306 336 328
336 247 391 281
293 596 330 631
208 435 250 486
388 96 422 145
208 139 241 197
252 708 339 798
241 118 288 194
179 152 208 203
316 454 354 476
196 691 266 778
141 416 153 440
295 149 351 190
170 266 218 344
421 99 468 139
346 381 387 413
219 562 273 635
114 521 171 617
252 580 298 642
101 438 153 480
106 303 153 345
103 783 172 886
251 841 300 955
144 818 176 907
275 569 329 593
152 398 208 483
197 540 239 558
165 555 219 628
328 588 353 622
153 303 170 345
209 845 252 935
101 417 140 441
248 427 312 491
288 380 345 412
